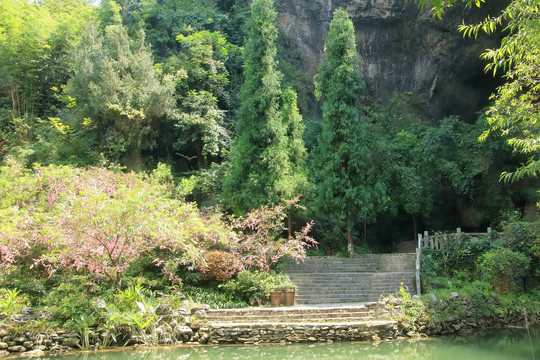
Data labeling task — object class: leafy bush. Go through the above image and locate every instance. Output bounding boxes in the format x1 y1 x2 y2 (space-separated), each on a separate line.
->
197 250 243 282
502 221 540 257
220 270 270 305
306 248 326 256
495 291 540 324
43 275 108 324
229 198 317 271
182 285 247 309
220 270 293 305
478 247 530 293
0 288 27 317
419 248 444 289
456 235 493 271
2 272 48 305
0 160 235 288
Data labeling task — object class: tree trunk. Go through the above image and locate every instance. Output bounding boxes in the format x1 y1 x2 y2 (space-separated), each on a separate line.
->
346 215 354 256
363 220 367 246
412 214 418 242
347 229 354 256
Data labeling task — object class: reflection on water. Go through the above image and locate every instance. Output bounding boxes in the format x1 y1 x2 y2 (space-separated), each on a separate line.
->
38 328 539 360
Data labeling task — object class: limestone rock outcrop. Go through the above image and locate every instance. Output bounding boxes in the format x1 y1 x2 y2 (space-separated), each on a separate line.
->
275 0 506 121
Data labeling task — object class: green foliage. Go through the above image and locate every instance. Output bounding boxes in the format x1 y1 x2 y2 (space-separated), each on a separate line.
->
397 282 412 302
44 275 106 323
114 282 150 311
170 29 234 171
501 221 540 258
454 235 493 271
280 87 309 201
222 0 293 214
373 106 518 238
173 90 231 170
311 8 387 253
140 0 228 58
0 160 235 287
467 3 540 182
423 0 540 184
423 234 494 279
176 30 233 101
220 270 292 305
497 290 540 322
0 0 93 118
190 162 227 207
478 247 530 293
420 223 540 295
0 288 26 317
2 273 47 304
422 219 540 298
70 311 95 349
62 23 175 168
182 285 247 309
106 282 164 346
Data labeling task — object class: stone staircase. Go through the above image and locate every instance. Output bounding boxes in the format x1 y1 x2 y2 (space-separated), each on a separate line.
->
283 253 416 304
206 304 376 326
204 303 399 344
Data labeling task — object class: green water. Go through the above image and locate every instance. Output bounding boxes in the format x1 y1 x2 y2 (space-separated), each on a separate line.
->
37 328 540 360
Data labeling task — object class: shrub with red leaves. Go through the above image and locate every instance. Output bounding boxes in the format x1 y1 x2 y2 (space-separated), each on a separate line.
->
197 250 243 282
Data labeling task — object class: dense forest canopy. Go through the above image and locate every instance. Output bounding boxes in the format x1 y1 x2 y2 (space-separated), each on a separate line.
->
0 0 538 253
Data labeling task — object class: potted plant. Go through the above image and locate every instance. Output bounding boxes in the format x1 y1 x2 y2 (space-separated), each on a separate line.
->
266 272 295 307
281 285 295 306
272 273 295 306
270 290 281 307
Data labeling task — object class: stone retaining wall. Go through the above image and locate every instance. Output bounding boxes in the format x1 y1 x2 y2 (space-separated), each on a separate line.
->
2 295 538 357
208 321 400 344
0 329 82 358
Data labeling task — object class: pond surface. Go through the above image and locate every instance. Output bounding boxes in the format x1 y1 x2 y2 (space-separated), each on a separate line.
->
32 328 540 360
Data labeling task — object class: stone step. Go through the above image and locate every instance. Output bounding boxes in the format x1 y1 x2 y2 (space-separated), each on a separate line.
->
283 253 416 304
206 305 372 317
295 297 376 304
293 287 412 292
206 305 382 324
289 274 414 282
283 254 416 273
207 315 376 323
209 320 397 329
286 267 413 273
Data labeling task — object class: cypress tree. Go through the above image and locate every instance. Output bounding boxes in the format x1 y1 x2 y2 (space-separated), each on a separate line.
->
222 0 291 214
312 9 386 255
280 87 309 237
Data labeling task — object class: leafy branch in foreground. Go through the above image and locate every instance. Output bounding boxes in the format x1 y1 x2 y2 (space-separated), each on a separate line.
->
422 0 540 183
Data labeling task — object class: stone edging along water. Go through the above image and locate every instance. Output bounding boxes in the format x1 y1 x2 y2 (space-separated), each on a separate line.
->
1 295 538 358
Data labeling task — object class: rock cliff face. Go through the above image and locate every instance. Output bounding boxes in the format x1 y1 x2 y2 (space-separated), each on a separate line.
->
274 0 505 122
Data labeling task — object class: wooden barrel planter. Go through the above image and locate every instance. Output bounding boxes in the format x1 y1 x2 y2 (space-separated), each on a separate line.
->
282 288 295 306
270 291 282 307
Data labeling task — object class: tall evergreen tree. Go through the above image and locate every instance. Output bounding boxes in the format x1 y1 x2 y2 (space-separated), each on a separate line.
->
222 0 291 214
63 24 175 168
280 87 309 237
312 9 386 255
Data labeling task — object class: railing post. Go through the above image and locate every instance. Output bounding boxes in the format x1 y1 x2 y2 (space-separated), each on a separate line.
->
416 234 422 295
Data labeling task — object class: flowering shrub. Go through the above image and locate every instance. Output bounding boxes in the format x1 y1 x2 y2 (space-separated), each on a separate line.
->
197 250 243 282
0 160 316 289
0 160 233 288
229 198 317 271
